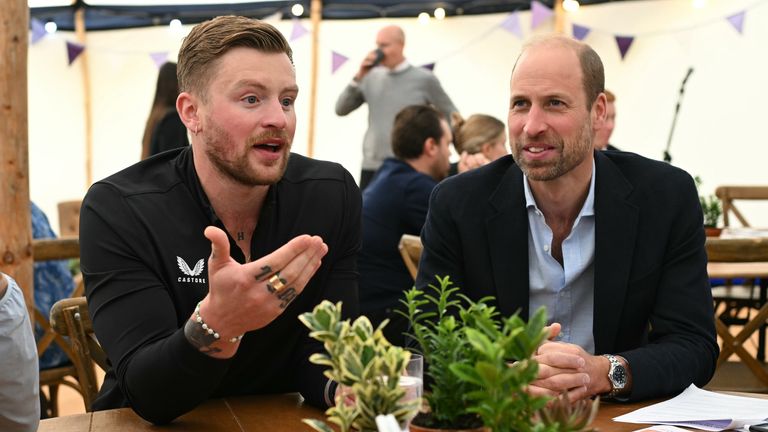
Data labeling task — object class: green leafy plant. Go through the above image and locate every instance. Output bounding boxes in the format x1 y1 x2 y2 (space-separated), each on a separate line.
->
694 175 722 228
299 300 420 432
538 393 600 432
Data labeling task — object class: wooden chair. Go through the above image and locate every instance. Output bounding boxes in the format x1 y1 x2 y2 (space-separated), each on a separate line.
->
715 186 768 227
33 237 84 416
57 199 82 238
49 296 109 412
706 237 768 386
398 234 423 281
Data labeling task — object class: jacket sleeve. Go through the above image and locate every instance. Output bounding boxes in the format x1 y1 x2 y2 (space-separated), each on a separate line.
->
80 183 232 425
335 83 366 116
619 174 718 401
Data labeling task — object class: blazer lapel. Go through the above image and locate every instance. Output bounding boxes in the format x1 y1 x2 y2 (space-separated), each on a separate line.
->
485 165 531 319
592 152 639 353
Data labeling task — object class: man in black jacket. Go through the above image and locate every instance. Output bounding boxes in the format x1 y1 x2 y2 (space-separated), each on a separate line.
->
416 35 717 402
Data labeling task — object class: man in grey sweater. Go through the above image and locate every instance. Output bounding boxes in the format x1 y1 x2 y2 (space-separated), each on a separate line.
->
335 25 458 190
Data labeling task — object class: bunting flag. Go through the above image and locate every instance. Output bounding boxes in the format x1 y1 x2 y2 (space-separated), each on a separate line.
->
290 18 309 41
727 11 746 34
500 13 523 38
615 35 634 60
66 41 85 65
421 63 435 71
150 51 169 68
30 18 46 44
331 51 348 74
531 1 554 30
572 23 590 41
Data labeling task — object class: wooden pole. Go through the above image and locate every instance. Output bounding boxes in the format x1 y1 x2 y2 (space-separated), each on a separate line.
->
0 0 34 312
306 0 322 157
75 7 94 187
554 0 565 35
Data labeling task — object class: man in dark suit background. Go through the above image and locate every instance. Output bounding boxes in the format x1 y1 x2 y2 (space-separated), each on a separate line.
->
415 35 717 403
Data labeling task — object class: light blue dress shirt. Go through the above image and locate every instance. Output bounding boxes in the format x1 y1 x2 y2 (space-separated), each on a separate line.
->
524 160 596 354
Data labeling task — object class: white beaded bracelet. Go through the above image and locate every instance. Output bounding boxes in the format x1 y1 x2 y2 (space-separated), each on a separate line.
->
194 302 243 343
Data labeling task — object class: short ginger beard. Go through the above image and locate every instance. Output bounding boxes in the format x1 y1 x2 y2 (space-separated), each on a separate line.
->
512 119 594 182
204 122 291 187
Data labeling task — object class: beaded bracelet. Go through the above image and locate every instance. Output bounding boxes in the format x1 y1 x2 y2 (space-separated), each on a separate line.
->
194 302 244 343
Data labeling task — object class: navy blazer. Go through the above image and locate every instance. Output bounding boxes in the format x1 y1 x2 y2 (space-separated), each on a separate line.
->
416 151 718 401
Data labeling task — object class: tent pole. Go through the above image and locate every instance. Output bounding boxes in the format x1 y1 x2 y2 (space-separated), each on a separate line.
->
306 0 322 157
75 7 94 188
0 0 34 316
554 0 565 34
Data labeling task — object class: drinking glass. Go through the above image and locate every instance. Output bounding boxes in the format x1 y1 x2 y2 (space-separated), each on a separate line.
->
399 353 423 427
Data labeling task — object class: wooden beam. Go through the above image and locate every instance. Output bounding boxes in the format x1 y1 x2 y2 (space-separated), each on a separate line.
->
306 0 322 157
75 7 94 187
0 0 34 311
33 238 81 262
554 0 565 34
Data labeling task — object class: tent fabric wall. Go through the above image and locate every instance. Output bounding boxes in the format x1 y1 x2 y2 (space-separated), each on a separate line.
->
28 0 768 231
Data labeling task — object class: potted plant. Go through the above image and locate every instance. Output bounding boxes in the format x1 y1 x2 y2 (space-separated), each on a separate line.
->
695 176 723 236
403 276 600 432
299 301 420 432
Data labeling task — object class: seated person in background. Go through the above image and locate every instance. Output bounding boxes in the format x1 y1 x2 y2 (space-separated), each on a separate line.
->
593 89 619 151
80 16 361 424
31 202 76 371
359 105 452 346
449 112 508 175
416 35 717 402
0 273 40 432
141 62 189 159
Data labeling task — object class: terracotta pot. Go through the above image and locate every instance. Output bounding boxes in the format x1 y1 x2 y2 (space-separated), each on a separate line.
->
409 424 488 432
705 227 722 237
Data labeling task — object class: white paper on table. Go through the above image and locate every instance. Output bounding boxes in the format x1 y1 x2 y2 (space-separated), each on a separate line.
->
613 384 768 431
633 426 696 432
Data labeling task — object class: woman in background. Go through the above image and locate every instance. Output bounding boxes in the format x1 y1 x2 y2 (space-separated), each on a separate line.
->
140 62 188 159
450 112 507 175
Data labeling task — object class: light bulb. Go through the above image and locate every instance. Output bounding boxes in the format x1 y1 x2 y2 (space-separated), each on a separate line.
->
434 7 446 20
44 21 57 34
291 4 304 17
563 0 580 12
418 12 430 25
169 19 182 32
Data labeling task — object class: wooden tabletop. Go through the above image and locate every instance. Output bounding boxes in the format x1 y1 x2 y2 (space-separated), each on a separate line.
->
708 261 768 279
37 392 751 432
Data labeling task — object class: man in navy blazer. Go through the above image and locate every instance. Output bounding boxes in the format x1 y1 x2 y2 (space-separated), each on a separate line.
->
415 36 717 402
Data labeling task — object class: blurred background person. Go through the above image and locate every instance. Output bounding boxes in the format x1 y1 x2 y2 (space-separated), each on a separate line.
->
358 105 452 345
594 89 618 151
449 112 507 176
140 62 188 159
335 25 458 191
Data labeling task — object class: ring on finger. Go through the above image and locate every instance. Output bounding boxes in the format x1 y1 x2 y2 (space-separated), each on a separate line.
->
267 272 287 293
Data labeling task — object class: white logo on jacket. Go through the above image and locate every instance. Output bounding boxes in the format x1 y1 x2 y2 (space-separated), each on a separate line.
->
177 256 206 283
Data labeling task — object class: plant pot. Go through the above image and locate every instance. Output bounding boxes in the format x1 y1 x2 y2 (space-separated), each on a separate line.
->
705 227 722 237
409 413 488 432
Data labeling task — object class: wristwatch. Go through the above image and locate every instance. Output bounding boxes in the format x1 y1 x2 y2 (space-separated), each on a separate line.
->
603 354 628 398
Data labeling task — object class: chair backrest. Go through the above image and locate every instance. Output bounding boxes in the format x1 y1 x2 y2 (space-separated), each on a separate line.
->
49 296 109 412
715 186 768 228
57 200 82 238
398 234 423 281
706 237 768 263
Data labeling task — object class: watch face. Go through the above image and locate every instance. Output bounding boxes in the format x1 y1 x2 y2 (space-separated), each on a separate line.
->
611 365 627 387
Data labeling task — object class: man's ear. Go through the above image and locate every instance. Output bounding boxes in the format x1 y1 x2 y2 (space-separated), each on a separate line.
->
177 92 199 134
423 137 437 157
591 93 607 130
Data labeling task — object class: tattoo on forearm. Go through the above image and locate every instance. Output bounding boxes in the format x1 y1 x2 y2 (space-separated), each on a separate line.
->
184 318 222 354
277 287 297 309
254 265 272 281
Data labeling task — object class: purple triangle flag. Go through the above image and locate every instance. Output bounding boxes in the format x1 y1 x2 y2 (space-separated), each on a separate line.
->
150 52 169 69
500 13 523 38
30 18 46 44
421 63 435 71
615 35 634 60
727 11 746 34
331 51 348 74
572 24 590 41
531 0 554 30
66 41 85 65
290 18 309 41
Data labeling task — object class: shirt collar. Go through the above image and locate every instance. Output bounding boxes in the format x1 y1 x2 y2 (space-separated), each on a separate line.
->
523 157 596 219
389 59 410 74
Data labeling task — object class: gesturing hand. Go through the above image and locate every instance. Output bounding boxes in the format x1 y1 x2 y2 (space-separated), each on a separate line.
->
191 226 328 356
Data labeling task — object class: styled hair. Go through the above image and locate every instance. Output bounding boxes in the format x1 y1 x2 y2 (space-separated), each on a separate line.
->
391 105 445 160
604 89 616 102
513 35 605 108
177 16 293 100
452 113 505 155
141 62 179 159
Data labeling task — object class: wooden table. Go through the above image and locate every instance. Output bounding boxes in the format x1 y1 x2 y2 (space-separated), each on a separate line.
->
38 392 767 432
